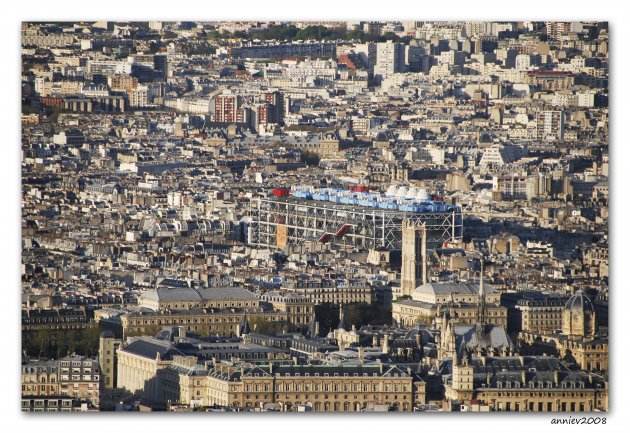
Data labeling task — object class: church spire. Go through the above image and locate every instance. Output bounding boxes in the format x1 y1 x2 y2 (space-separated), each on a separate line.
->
238 312 251 337
307 311 319 338
337 303 347 331
477 257 487 326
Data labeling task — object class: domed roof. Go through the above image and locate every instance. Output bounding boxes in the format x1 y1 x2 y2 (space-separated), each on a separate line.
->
415 189 430 200
565 289 595 313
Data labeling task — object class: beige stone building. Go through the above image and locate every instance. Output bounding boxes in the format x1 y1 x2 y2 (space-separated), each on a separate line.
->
392 300 437 327
520 332 608 373
21 360 59 398
392 281 506 328
517 290 608 373
138 283 259 312
284 282 373 305
160 360 426 412
260 293 314 328
443 355 607 412
120 308 288 339
116 337 177 397
393 299 507 328
410 281 501 305
21 396 92 412
159 355 210 405
109 74 138 92
22 356 101 408
527 71 575 91
289 131 343 156
515 297 565 333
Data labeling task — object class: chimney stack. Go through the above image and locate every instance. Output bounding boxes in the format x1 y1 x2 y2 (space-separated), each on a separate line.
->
382 335 390 354
372 335 379 348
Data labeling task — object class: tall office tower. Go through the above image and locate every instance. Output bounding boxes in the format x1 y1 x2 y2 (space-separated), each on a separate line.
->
153 53 169 80
545 22 572 39
255 103 273 130
405 43 425 72
214 94 246 123
354 42 377 72
374 41 406 83
401 219 427 296
536 110 565 141
464 22 492 38
264 91 284 123
363 21 384 37
402 22 420 33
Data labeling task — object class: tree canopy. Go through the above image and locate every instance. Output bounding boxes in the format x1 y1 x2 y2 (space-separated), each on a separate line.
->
23 325 101 359
300 150 321 167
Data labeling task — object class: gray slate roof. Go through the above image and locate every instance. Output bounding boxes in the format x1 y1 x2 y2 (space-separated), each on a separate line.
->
453 324 513 353
142 286 257 302
122 337 184 360
414 280 497 296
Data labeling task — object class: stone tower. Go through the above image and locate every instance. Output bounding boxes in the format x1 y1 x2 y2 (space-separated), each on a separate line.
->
562 289 597 339
98 330 121 389
448 356 475 401
401 219 427 296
